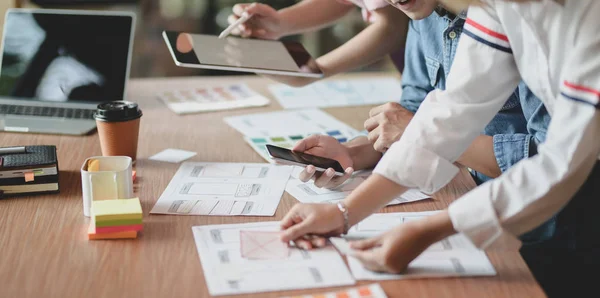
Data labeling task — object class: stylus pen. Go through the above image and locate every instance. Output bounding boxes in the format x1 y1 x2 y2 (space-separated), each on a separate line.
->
219 12 253 39
0 146 26 155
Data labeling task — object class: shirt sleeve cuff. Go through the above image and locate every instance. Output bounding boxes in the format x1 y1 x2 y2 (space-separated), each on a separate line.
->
492 134 533 173
448 184 503 248
373 142 459 194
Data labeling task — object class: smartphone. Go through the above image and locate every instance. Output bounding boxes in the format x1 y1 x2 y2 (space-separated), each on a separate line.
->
162 31 324 78
266 145 345 176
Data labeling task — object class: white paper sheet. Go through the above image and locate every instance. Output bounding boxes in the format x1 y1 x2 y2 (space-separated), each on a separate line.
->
158 83 269 114
148 148 197 163
224 109 360 162
150 163 293 216
330 211 497 280
192 221 355 296
268 77 402 109
285 169 430 206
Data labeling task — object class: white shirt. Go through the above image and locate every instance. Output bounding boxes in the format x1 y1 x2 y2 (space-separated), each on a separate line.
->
373 0 600 248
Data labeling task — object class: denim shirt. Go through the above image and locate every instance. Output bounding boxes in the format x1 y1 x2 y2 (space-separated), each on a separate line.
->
399 11 553 243
400 11 552 181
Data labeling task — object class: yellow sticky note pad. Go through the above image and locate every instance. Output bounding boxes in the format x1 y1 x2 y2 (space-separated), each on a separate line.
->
88 159 100 172
92 198 143 221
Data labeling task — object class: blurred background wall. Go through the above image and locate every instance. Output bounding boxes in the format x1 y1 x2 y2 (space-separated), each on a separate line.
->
1 0 395 78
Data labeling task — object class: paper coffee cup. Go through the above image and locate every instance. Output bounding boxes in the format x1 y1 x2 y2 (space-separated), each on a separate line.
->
94 101 142 161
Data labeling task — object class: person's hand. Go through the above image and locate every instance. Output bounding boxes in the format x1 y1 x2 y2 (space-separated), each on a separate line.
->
349 221 434 273
349 211 455 273
364 102 414 152
292 135 354 189
280 203 345 249
227 3 287 40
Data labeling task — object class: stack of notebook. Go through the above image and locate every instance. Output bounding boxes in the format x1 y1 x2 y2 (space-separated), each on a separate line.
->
88 198 143 240
0 146 59 198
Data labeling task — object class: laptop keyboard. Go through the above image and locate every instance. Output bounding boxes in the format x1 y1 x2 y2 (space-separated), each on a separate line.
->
0 104 95 120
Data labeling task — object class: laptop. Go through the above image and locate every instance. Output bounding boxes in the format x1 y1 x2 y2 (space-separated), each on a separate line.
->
0 9 135 135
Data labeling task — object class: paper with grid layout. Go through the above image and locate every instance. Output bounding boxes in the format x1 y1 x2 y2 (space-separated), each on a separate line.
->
285 168 430 206
268 77 403 109
192 221 355 296
331 211 496 280
150 162 293 216
224 109 360 162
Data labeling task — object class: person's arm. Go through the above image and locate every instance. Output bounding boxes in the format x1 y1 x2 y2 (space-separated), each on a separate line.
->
264 5 409 87
228 1 354 40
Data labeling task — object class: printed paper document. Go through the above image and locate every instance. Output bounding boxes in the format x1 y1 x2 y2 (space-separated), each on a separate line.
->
331 211 497 280
150 163 293 216
286 169 430 206
192 221 355 296
224 109 359 162
268 77 402 109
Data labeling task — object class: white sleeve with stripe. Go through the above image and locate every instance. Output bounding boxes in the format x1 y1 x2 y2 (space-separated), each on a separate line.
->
376 2 600 247
373 4 520 194
449 1 600 247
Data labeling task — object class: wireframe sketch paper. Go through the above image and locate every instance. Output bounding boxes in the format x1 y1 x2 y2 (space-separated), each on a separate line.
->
224 109 360 162
150 163 293 216
192 221 355 296
330 211 496 280
268 77 403 109
286 169 430 206
158 83 269 114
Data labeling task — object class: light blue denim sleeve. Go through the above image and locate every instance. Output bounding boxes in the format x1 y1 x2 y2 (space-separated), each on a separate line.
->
399 21 434 114
492 133 535 173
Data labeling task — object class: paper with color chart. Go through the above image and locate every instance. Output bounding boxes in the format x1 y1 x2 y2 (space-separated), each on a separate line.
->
192 221 355 296
286 168 430 206
330 211 497 280
281 283 388 298
150 163 293 216
158 83 269 114
268 77 402 109
224 109 360 162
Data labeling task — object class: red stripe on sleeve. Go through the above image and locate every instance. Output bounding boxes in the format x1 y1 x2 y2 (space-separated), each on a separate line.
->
465 18 509 42
564 81 600 96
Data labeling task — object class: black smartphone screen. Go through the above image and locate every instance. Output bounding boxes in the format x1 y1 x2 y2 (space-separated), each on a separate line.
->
266 145 345 173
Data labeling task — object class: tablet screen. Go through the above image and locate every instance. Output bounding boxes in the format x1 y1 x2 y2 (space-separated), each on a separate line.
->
163 31 322 77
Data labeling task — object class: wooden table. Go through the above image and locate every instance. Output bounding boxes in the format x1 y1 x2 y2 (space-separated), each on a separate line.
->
0 73 546 298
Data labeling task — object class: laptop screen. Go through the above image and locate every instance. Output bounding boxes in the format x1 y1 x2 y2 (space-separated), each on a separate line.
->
0 10 133 103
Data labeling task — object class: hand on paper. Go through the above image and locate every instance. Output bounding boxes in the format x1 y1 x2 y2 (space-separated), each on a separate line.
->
280 203 345 249
293 135 354 189
228 3 287 40
364 102 414 152
350 211 456 274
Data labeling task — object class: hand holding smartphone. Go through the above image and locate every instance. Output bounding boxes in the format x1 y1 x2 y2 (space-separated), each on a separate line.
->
265 145 345 176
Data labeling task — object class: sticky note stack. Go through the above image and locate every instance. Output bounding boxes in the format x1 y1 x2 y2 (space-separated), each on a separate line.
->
88 198 143 240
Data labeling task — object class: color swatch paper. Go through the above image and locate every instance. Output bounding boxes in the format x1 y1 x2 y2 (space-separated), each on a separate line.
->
159 83 270 114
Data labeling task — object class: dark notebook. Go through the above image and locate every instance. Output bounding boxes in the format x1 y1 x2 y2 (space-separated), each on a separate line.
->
0 146 60 198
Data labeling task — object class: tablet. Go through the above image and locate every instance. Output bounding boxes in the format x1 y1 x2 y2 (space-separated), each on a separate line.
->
162 31 324 78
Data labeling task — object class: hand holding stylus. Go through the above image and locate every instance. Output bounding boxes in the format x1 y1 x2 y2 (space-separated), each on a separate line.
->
224 2 286 40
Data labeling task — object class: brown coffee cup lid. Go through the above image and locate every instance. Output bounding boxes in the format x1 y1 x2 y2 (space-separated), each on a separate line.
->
94 101 142 122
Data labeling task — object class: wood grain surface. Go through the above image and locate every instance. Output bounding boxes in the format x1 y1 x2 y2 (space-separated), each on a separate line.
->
0 73 546 298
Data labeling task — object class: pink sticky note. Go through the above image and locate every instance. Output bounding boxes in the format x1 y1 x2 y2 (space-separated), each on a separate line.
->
240 231 290 260
24 172 34 182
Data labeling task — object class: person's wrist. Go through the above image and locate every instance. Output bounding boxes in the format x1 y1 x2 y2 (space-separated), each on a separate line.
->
327 203 347 235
